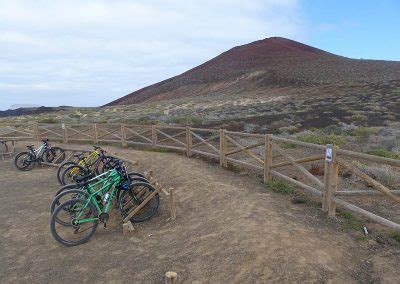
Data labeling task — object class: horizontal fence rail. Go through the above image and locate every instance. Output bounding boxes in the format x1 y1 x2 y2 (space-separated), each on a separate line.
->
1 122 399 231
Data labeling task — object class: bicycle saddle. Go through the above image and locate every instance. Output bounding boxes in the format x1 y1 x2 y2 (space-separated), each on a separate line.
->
26 145 34 148
42 138 49 143
74 173 93 183
93 145 101 149
73 153 84 159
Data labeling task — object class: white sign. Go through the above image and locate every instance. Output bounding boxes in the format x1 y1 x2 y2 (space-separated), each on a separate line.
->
61 123 65 129
325 147 333 162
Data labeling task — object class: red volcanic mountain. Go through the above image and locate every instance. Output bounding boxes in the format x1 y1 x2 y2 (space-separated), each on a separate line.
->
106 37 400 106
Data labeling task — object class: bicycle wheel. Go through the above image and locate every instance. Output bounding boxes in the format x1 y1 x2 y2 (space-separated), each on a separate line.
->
119 182 160 223
43 147 65 163
57 161 77 184
14 152 35 171
61 164 88 185
94 156 119 175
50 198 98 246
51 189 91 226
52 184 85 212
0 141 8 154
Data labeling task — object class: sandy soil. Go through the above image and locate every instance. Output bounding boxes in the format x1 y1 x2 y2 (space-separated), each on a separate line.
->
1 144 399 283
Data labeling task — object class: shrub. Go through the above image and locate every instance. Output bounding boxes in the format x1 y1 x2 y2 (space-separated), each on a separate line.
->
280 142 297 149
391 232 400 242
349 127 379 139
297 131 347 146
39 117 58 124
266 179 294 194
337 211 363 231
350 114 368 122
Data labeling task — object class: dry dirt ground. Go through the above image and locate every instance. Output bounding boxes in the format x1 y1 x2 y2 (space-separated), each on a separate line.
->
1 144 400 283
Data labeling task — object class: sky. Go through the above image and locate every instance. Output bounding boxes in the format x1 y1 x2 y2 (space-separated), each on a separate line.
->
0 0 399 110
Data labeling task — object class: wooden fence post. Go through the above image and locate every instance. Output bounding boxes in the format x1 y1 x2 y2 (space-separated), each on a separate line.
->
323 144 336 212
121 124 127 147
64 124 69 143
152 125 157 146
62 124 67 143
33 123 39 141
219 129 226 167
186 126 192 157
264 134 273 183
328 146 339 217
93 124 98 144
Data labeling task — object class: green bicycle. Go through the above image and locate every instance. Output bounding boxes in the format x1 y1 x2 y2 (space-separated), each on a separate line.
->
50 162 159 246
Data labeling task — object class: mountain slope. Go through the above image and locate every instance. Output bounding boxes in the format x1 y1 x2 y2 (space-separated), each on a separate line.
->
106 37 400 106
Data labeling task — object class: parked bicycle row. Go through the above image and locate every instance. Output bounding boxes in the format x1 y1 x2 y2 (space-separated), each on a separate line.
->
13 140 160 246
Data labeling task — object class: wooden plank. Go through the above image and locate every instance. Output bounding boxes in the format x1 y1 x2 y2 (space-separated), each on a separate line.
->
338 158 400 203
96 126 121 140
191 149 220 159
272 142 324 189
271 170 322 197
186 126 192 157
155 128 186 147
226 141 264 156
125 127 152 143
190 127 219 133
157 131 186 144
121 124 127 147
271 154 325 169
225 135 264 165
337 148 400 167
93 124 98 143
334 197 400 232
122 185 162 223
271 136 326 150
219 129 226 167
335 190 400 196
225 130 264 138
328 146 339 217
190 131 220 154
66 126 93 139
264 134 272 183
38 126 63 137
225 157 263 170
169 187 176 220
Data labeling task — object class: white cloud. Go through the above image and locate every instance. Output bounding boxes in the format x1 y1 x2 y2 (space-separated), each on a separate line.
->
0 0 305 110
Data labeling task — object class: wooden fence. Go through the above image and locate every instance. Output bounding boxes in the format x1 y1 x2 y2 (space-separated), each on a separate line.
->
1 123 399 231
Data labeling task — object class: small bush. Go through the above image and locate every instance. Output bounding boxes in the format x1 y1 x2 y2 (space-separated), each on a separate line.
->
280 142 297 149
367 148 399 159
390 232 400 242
337 211 363 231
39 117 58 124
297 132 346 146
349 127 379 139
266 179 294 194
350 114 368 122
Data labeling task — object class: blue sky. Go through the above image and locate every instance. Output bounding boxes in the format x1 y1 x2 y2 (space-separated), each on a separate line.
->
0 0 399 110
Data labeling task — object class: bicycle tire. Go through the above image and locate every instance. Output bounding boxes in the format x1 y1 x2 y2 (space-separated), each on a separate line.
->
51 189 91 226
57 162 77 184
61 164 88 185
14 152 35 171
119 182 160 223
50 198 98 246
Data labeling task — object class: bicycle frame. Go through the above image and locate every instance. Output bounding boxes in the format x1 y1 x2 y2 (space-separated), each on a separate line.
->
74 170 122 224
32 143 47 158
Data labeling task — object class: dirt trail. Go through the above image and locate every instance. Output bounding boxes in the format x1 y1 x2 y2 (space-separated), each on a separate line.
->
0 144 399 282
